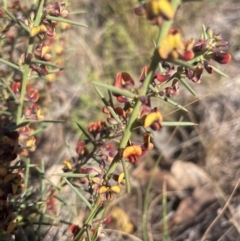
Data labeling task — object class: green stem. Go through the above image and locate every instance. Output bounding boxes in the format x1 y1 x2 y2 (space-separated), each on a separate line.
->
163 181 169 241
73 198 100 241
16 38 34 124
105 0 181 182
34 0 45 26
16 0 45 124
77 1 182 240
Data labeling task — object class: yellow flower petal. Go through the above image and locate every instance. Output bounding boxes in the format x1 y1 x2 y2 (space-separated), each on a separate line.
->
30 24 47 37
146 0 174 20
122 146 142 158
158 0 174 20
64 159 72 170
118 173 125 184
144 111 163 128
41 45 51 58
98 186 109 194
159 29 185 59
110 185 121 194
26 136 36 152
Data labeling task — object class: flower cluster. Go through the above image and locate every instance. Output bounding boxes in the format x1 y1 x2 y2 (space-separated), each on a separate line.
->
186 27 231 83
0 116 23 234
0 1 74 235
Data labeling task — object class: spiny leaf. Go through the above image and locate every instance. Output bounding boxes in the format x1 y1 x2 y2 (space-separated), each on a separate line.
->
0 58 22 72
63 177 91 209
31 59 59 68
46 15 88 27
209 65 229 78
55 173 98 178
162 121 198 126
157 95 188 112
76 122 94 144
179 78 198 97
10 119 65 131
94 86 122 124
93 81 136 99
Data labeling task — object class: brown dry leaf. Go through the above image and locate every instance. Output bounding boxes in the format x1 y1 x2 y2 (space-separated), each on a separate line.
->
171 160 211 190
168 185 216 228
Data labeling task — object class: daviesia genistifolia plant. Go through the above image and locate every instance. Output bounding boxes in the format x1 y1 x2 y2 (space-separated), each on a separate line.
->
0 0 231 240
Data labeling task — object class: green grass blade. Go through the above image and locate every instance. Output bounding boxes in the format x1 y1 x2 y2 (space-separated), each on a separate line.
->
121 158 130 194
55 173 98 178
24 158 30 188
162 181 169 241
63 177 92 209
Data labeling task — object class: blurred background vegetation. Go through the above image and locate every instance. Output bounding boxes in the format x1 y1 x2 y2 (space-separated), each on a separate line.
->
2 0 240 240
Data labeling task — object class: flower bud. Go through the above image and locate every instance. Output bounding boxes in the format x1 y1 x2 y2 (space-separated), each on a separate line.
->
213 52 231 64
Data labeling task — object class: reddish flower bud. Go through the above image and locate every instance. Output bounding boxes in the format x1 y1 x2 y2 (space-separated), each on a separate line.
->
76 141 89 156
179 50 194 61
193 39 206 52
155 73 170 82
204 60 214 74
133 5 145 16
212 52 231 64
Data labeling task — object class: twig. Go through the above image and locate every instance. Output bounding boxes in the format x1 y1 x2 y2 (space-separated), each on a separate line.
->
201 177 240 241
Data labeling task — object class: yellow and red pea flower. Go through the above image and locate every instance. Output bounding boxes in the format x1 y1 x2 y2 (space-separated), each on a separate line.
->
143 108 163 130
122 145 142 163
139 65 149 82
18 126 36 156
134 0 174 26
76 141 89 157
68 224 81 240
11 83 39 103
24 103 44 120
113 72 135 103
142 133 154 153
158 29 195 61
145 0 174 21
112 172 125 185
34 43 52 62
98 184 121 200
88 121 107 138
46 2 69 18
